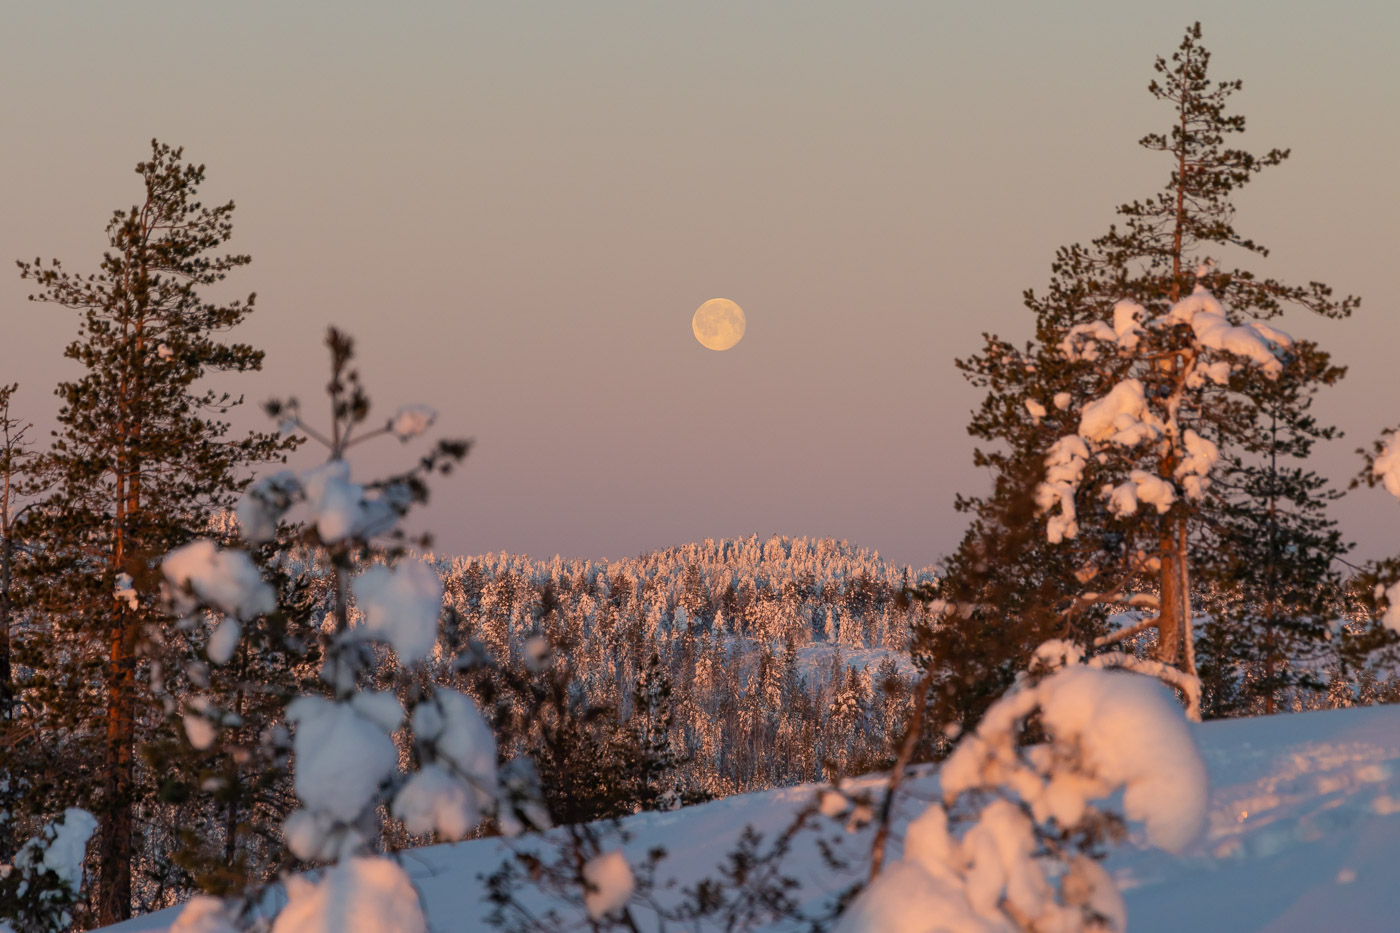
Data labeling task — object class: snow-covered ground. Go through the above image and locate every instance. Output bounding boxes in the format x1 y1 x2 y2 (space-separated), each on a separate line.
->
106 703 1400 932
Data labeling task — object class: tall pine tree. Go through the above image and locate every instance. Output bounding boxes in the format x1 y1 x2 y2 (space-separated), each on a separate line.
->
15 141 292 924
947 25 1355 713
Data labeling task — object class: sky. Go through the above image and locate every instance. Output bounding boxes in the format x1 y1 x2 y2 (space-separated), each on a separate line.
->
1 2 1397 569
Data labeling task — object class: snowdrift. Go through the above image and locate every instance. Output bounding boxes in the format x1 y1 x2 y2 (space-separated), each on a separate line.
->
106 703 1400 932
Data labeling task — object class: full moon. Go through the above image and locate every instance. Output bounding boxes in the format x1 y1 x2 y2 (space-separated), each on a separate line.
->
692 299 746 351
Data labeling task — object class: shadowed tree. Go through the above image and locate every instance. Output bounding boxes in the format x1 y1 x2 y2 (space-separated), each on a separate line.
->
15 141 293 924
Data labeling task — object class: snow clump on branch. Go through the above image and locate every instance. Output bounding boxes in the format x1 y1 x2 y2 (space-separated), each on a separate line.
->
235 461 409 546
838 660 1207 933
162 540 275 621
271 858 426 933
1373 432 1400 500
1036 436 1089 544
1164 286 1292 379
582 850 637 920
351 559 443 664
389 404 437 441
1035 285 1292 542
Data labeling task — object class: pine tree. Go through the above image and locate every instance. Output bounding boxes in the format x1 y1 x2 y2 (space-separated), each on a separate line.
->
14 141 293 923
1196 360 1349 716
635 651 683 810
0 384 35 863
950 24 1355 702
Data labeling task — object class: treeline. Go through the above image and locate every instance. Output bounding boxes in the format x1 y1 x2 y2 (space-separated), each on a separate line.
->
430 535 936 797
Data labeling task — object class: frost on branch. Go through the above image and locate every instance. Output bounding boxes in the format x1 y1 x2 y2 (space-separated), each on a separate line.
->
114 572 138 610
166 329 480 933
840 661 1206 933
282 692 403 858
234 461 409 547
301 459 401 544
235 469 300 543
183 695 243 751
1379 580 1400 634
1036 284 1293 544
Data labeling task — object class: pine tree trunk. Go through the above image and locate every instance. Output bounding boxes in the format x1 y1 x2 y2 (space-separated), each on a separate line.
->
98 615 136 925
99 378 139 925
1157 529 1183 667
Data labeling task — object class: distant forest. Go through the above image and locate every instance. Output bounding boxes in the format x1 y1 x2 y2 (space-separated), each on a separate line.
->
424 534 935 800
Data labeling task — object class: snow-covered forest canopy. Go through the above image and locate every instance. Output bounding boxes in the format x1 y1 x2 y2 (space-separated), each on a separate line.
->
4 22 1400 933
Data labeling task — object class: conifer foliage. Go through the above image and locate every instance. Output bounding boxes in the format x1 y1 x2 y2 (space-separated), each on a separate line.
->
12 141 292 925
949 24 1356 715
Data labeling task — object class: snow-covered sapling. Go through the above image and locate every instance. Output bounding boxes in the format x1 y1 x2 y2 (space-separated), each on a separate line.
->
159 328 496 933
841 645 1207 933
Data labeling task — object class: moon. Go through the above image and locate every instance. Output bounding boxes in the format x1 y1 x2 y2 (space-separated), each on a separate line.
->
692 299 746 351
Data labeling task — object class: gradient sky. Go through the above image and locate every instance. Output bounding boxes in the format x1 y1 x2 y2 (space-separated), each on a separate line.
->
2 2 1397 568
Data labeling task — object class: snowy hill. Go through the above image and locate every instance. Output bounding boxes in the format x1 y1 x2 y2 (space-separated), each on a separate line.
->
106 703 1400 932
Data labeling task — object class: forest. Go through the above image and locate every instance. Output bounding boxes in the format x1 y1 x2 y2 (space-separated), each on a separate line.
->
2 22 1399 933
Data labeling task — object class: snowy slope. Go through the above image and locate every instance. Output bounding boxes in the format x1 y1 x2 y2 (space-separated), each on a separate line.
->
106 704 1400 932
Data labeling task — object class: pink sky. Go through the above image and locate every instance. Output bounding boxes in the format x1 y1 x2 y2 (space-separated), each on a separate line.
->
2 2 1396 568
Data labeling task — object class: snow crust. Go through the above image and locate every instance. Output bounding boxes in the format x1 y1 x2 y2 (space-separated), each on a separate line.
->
101 705 1400 933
